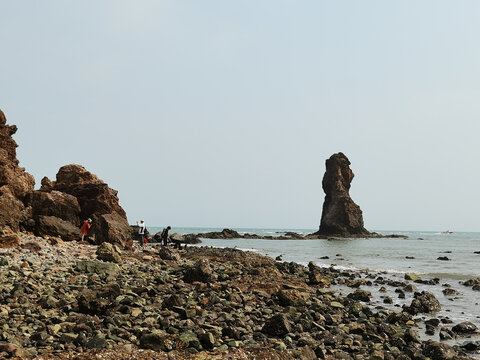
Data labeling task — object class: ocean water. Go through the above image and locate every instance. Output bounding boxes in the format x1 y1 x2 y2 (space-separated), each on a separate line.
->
148 227 480 348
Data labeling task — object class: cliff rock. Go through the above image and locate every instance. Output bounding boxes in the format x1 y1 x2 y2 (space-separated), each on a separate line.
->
0 110 35 231
316 152 369 236
36 165 132 248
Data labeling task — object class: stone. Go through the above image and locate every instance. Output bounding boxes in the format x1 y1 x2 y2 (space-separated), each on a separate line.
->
422 340 456 360
158 246 180 261
405 273 422 282
452 321 477 334
35 215 80 242
184 259 214 283
315 153 370 236
85 335 108 349
199 333 215 349
406 291 441 315
76 260 120 275
96 242 123 264
262 314 292 337
31 190 80 225
94 213 132 249
347 289 372 302
0 229 21 248
274 289 308 307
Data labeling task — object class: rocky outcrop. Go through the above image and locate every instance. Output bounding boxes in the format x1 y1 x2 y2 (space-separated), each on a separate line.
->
315 153 369 236
34 165 132 248
0 110 35 231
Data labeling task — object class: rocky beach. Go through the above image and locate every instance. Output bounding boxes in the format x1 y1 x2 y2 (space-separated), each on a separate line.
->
0 234 479 359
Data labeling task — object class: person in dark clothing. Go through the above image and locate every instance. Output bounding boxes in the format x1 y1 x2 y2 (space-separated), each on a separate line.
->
161 226 171 246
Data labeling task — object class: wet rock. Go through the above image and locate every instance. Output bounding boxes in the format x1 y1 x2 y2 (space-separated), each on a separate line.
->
437 256 450 261
442 288 459 296
347 289 372 302
405 273 422 282
308 261 331 287
405 291 441 315
422 340 456 360
262 314 292 337
96 242 123 264
452 321 478 335
460 341 480 351
315 152 370 236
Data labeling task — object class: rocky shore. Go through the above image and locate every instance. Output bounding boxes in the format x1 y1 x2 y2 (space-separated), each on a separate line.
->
0 234 478 360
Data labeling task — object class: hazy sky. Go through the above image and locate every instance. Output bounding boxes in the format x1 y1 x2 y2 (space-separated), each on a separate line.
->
2 1 480 231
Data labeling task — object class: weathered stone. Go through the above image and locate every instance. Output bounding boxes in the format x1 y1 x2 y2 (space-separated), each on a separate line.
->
422 340 456 360
262 314 292 337
93 213 132 249
347 289 372 302
184 259 214 283
0 110 35 231
405 273 422 282
35 215 79 242
31 190 80 224
139 332 172 352
158 246 180 261
315 153 370 236
96 242 123 264
76 260 120 275
406 291 441 315
452 321 477 334
85 335 108 349
0 229 21 248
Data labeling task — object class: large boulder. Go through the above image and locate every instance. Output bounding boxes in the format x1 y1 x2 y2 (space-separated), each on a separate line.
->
36 164 132 248
35 215 80 242
41 164 126 219
0 110 35 231
31 190 81 224
93 213 133 248
315 153 369 236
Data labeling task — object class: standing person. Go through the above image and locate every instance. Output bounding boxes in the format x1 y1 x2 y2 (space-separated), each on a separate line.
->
161 226 171 246
80 218 92 241
136 220 146 246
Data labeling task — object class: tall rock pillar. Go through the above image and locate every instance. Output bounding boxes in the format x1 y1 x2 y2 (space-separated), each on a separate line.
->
316 152 369 236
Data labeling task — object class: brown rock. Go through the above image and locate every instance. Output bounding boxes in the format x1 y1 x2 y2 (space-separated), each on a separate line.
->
36 215 80 242
93 213 133 249
315 153 369 236
0 229 21 248
43 164 126 219
0 110 35 231
96 242 123 264
38 164 132 248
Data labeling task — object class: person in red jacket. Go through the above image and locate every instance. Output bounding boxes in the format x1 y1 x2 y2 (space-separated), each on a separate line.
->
80 218 92 241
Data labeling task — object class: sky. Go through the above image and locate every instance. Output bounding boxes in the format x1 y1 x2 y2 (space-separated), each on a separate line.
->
2 1 480 231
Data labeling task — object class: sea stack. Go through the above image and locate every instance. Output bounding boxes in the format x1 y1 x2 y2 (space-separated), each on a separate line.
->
316 152 369 236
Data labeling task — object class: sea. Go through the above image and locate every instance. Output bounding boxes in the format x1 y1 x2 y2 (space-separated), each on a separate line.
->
148 227 480 350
